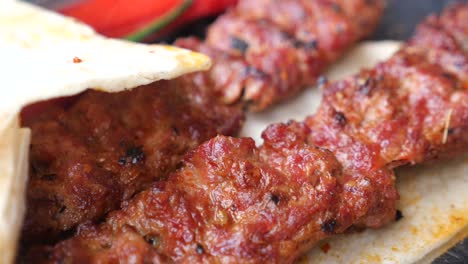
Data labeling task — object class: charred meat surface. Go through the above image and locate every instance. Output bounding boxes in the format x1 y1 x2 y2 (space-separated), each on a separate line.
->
21 76 244 244
25 3 468 264
306 2 468 168
28 124 351 263
177 0 385 110
26 123 397 264
304 3 468 228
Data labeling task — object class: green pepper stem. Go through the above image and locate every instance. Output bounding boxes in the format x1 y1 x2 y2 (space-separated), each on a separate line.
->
125 0 194 42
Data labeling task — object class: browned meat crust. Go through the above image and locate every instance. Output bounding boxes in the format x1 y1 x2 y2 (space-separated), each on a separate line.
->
307 2 468 168
22 0 385 244
21 76 244 244
25 123 397 264
27 123 352 263
20 0 383 251
176 0 385 110
304 3 467 228
25 4 468 263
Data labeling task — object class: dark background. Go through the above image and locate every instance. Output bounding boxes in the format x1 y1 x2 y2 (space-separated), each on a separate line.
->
373 0 464 40
166 0 466 42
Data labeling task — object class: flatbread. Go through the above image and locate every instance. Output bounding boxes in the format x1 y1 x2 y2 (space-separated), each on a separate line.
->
0 1 211 123
304 158 467 264
242 41 468 263
0 120 30 264
0 1 210 263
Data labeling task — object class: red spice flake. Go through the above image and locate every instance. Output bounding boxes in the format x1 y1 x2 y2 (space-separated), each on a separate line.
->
320 243 331 253
73 57 83 63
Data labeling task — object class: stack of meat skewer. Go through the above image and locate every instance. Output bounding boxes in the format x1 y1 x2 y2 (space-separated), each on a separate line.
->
21 0 467 263
21 0 385 246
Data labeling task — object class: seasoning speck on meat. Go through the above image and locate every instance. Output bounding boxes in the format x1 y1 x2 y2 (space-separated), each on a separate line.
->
321 220 338 234
230 36 249 54
395 210 404 221
119 146 145 166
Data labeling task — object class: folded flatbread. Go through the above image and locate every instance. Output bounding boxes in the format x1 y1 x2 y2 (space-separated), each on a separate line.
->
0 1 210 263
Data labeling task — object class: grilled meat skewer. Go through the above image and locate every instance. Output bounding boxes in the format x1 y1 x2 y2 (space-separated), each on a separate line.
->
21 77 244 244
305 3 467 229
28 4 468 263
21 0 385 245
177 0 385 110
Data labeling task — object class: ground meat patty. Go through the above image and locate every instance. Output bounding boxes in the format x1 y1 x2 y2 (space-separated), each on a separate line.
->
21 76 244 245
176 0 385 111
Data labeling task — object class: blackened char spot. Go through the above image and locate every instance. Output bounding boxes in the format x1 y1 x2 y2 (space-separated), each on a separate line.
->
58 205 66 214
144 234 160 247
442 72 454 80
358 77 375 96
41 173 57 181
101 242 112 249
244 66 268 79
395 210 403 221
119 146 145 166
270 194 280 205
293 39 318 50
304 40 319 49
321 220 337 233
175 161 184 170
196 244 205 254
172 126 179 135
118 157 127 166
334 112 347 126
317 76 328 87
230 36 249 54
52 195 65 220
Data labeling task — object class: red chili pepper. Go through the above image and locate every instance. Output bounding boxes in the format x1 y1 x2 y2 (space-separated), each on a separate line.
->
60 0 238 41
